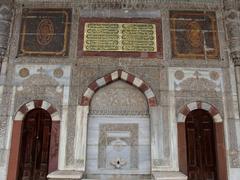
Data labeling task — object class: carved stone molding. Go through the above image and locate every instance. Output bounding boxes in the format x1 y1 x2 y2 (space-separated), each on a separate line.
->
224 1 240 65
232 51 240 66
0 4 12 59
16 0 221 10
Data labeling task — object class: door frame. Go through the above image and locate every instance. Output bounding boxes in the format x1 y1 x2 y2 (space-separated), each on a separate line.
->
177 101 228 180
7 100 60 180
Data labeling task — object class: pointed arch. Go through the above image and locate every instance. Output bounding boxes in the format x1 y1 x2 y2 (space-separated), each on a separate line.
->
80 69 157 107
177 101 223 123
14 100 60 121
7 100 60 180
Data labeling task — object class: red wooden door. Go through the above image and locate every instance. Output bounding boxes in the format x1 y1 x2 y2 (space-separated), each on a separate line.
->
18 109 52 180
186 109 217 180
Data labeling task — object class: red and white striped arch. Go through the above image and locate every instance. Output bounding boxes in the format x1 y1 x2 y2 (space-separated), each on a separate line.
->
177 101 223 123
14 100 60 121
8 100 60 180
80 69 157 107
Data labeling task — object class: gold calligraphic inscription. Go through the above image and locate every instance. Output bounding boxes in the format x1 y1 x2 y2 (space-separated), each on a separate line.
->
84 23 157 52
37 19 55 46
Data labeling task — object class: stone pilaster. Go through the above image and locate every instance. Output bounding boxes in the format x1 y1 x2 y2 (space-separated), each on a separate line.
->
224 0 240 169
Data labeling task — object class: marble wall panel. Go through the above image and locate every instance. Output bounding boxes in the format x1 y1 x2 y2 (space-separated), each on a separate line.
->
18 9 71 56
86 116 151 174
170 11 220 60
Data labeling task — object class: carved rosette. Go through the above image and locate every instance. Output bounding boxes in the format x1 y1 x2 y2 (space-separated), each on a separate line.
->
0 4 12 59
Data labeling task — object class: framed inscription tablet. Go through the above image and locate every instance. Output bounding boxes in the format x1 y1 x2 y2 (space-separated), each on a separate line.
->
78 18 162 58
170 11 219 59
84 23 157 52
19 9 71 56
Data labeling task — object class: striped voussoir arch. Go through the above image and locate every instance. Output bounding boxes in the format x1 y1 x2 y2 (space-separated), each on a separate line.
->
177 101 223 123
14 100 60 121
80 69 157 107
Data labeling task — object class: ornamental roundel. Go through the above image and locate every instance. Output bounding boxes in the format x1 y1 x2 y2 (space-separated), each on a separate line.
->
209 71 220 81
186 21 203 49
19 68 30 78
37 19 54 46
174 70 185 80
53 68 64 78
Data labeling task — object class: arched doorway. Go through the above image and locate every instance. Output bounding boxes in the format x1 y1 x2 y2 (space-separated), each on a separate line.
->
177 102 227 180
185 109 217 180
7 100 60 180
18 109 52 180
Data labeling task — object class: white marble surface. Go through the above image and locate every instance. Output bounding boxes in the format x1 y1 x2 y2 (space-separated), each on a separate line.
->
86 116 151 175
47 170 83 179
153 171 187 180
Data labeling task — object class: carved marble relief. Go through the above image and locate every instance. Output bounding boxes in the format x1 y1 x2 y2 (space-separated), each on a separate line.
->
14 65 71 112
18 9 71 56
86 116 150 174
98 124 138 169
169 68 224 117
0 4 12 58
172 69 223 92
90 81 149 116
170 11 220 59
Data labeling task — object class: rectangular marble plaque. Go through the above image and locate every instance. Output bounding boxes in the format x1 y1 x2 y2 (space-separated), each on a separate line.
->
83 23 157 52
170 11 219 59
19 9 71 56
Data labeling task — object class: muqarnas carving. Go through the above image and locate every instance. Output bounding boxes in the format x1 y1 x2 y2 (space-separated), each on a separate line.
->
170 11 219 59
19 9 71 56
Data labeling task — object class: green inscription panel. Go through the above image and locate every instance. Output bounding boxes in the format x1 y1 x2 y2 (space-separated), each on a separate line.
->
84 23 157 52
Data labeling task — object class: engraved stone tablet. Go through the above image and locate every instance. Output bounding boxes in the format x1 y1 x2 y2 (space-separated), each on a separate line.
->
84 23 157 52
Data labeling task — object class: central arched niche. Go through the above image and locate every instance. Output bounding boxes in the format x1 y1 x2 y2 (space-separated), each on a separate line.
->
86 80 151 178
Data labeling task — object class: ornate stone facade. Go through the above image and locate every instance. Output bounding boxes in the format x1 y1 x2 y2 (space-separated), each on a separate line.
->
0 0 239 180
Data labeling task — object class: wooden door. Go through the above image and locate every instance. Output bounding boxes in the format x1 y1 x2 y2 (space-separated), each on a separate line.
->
18 109 52 180
186 109 217 180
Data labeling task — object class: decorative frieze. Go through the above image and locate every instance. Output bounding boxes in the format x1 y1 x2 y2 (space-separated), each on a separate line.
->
15 0 221 11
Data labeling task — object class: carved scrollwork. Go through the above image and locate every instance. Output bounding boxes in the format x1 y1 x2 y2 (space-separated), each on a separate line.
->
90 81 149 115
0 4 12 58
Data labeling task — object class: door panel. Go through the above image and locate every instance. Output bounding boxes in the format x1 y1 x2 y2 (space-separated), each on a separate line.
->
18 109 52 180
186 109 217 180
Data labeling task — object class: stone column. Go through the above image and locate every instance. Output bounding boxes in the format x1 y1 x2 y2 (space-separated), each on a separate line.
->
224 0 240 176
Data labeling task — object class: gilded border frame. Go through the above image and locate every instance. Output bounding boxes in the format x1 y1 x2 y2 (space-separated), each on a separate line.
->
19 9 71 56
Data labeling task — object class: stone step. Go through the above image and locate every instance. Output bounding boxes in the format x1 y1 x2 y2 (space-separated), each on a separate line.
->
152 171 187 180
84 174 153 180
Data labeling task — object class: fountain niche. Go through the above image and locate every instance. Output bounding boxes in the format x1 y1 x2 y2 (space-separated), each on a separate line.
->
86 81 151 179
